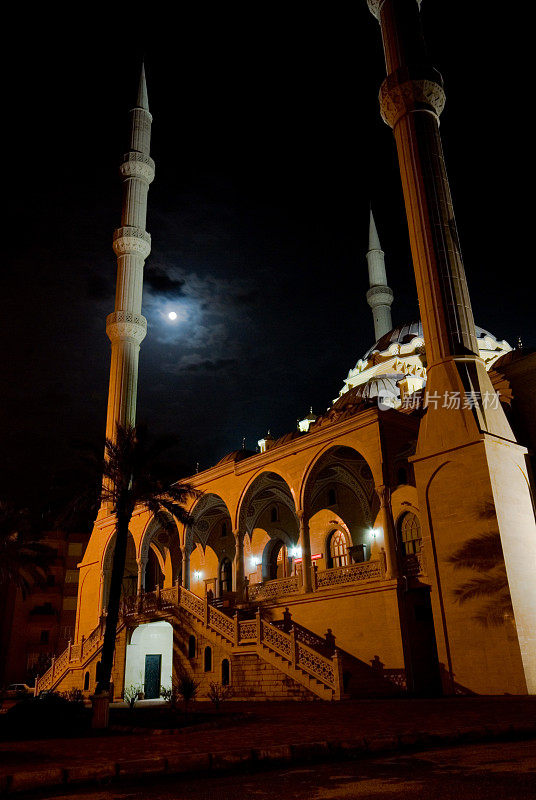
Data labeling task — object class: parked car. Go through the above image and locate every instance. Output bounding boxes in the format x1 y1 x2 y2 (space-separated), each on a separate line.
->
6 684 34 698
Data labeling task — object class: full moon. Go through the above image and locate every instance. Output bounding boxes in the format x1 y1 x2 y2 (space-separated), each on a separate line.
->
168 311 177 321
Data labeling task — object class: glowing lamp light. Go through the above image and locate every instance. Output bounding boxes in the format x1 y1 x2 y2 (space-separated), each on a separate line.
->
368 528 377 540
168 311 178 321
194 570 202 581
289 546 302 559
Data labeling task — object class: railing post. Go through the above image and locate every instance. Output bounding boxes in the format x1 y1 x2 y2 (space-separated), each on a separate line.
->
282 607 292 633
289 626 297 668
80 634 85 660
333 649 344 700
234 612 239 646
255 609 262 644
68 639 72 662
325 628 336 654
312 562 318 590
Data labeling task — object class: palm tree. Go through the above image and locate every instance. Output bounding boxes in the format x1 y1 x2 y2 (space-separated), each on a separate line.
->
95 423 199 696
0 503 54 597
448 531 513 627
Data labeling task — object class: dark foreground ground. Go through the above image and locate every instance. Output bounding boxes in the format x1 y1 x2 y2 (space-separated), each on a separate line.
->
33 740 536 800
1 697 536 796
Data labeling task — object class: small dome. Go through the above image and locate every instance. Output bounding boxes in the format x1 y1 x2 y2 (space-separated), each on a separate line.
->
216 449 254 465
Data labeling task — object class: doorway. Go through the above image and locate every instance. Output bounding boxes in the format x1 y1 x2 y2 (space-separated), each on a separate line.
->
144 654 162 699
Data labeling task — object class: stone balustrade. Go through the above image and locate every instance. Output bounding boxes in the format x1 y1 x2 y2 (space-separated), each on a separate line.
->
313 558 385 590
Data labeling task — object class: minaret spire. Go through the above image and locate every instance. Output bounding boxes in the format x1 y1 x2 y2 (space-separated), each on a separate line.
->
366 208 394 341
136 63 149 111
104 67 155 451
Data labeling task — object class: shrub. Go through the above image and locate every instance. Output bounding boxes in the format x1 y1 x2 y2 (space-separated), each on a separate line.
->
61 688 84 705
208 682 232 709
123 684 144 710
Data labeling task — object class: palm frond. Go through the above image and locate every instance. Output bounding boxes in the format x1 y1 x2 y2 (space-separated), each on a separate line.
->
452 568 508 604
472 593 514 628
448 532 504 572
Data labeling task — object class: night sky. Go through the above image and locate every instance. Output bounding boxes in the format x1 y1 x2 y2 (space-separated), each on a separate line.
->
3 2 533 513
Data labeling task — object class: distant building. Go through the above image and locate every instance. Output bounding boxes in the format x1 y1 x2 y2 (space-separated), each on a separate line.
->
2 530 88 686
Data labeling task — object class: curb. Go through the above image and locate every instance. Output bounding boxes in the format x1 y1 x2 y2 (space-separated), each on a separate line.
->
1 722 536 795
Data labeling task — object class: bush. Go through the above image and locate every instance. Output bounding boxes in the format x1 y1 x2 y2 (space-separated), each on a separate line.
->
123 684 144 710
61 688 84 705
5 692 90 738
208 682 232 709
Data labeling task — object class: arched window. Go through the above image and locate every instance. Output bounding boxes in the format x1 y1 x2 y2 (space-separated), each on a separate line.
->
327 488 337 506
328 530 349 568
145 547 164 593
219 558 232 594
204 646 212 672
188 635 196 659
84 671 90 691
222 658 230 686
398 513 422 556
221 522 228 538
270 506 278 523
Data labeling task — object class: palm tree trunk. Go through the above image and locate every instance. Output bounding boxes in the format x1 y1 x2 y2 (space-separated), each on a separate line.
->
95 508 130 695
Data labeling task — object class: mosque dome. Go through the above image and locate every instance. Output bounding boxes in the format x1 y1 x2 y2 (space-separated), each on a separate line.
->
337 321 512 407
362 321 502 361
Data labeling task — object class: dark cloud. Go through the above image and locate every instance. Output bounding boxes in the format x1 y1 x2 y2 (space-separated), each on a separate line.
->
183 358 240 373
145 268 186 295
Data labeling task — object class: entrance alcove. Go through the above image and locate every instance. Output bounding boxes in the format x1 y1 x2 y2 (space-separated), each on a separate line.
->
124 621 173 699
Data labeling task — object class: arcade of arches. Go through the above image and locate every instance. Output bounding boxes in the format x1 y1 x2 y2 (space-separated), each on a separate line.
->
69 407 531 702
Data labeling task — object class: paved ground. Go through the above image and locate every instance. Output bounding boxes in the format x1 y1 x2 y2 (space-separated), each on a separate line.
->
16 740 536 799
1 697 536 795
2 697 536 775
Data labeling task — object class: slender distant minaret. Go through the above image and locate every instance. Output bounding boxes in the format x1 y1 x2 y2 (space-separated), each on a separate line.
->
366 209 393 341
104 65 154 445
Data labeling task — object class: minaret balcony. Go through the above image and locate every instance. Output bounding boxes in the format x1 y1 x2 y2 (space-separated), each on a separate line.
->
113 226 151 259
120 151 155 184
106 311 147 344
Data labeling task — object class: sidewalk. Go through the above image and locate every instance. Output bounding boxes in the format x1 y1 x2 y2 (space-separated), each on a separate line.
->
1 697 536 794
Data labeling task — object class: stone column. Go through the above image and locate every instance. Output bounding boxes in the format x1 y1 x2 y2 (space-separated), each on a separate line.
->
98 570 105 615
375 485 398 579
233 530 245 600
136 559 144 596
298 511 313 593
182 548 190 590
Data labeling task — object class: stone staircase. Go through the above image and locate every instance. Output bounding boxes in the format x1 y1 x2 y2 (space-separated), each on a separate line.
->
35 618 127 695
142 586 343 700
36 586 344 701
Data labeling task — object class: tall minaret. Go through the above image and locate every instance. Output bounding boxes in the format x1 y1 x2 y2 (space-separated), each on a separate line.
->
366 209 393 341
104 65 154 445
367 0 536 696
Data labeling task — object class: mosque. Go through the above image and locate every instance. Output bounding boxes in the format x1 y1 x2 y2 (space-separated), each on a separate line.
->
34 0 536 703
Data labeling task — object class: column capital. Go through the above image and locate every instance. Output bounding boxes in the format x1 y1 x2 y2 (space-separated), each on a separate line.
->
297 508 308 524
375 484 391 506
